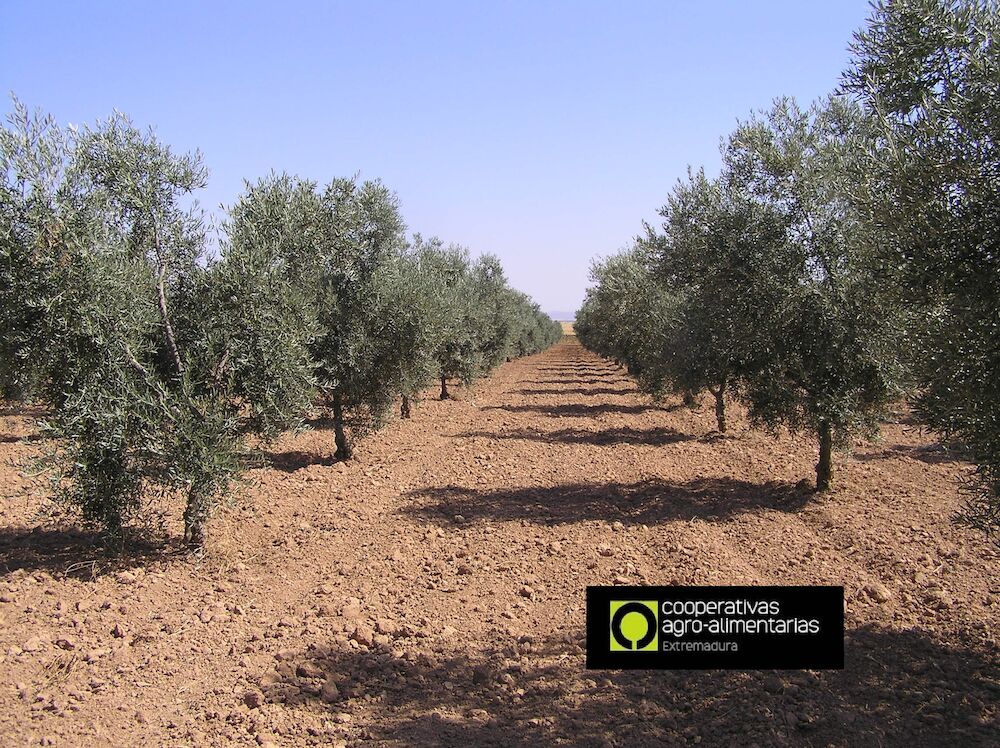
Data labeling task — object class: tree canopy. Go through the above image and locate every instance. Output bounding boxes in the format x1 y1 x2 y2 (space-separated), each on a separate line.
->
0 102 559 547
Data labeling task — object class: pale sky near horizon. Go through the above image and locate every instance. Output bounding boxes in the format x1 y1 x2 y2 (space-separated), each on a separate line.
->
1 1 874 318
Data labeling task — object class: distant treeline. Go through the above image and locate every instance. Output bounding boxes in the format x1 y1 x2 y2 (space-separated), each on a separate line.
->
576 0 1000 544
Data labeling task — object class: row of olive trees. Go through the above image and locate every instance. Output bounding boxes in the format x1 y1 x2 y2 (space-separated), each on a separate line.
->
0 103 560 546
578 0 1000 544
578 95 903 492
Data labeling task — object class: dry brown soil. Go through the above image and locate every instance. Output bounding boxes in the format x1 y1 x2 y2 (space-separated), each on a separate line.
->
1 338 998 747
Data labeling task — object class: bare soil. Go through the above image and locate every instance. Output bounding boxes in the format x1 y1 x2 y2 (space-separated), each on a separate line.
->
1 338 997 747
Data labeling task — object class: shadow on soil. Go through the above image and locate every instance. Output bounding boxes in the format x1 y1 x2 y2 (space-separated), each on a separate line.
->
536 366 619 374
404 477 814 526
0 433 43 444
264 627 998 747
0 403 47 418
853 443 968 466
0 403 47 442
303 413 338 429
263 449 340 472
520 378 628 387
515 387 635 397
457 426 691 447
0 526 175 578
482 403 659 417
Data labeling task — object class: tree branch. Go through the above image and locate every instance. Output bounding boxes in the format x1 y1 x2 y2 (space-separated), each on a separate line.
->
152 221 185 378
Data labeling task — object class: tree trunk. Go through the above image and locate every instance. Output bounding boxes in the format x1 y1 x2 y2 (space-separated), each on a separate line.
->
401 394 411 419
183 489 208 549
816 419 833 491
711 377 727 433
440 375 449 400
152 229 185 379
332 394 352 460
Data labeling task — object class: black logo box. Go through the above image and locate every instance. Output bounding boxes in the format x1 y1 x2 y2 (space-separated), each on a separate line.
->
587 585 844 670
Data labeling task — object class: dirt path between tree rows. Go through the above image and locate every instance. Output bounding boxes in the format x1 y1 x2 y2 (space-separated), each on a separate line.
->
1 337 998 746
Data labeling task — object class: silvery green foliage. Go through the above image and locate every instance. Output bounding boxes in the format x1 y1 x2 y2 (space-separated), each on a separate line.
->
578 98 904 490
228 178 561 431
575 245 681 388
1 104 314 545
0 100 67 399
846 0 1000 540
391 235 564 411
642 168 791 431
508 290 563 358
473 255 562 366
469 253 518 372
410 238 482 396
411 240 560 399
202 208 317 442
230 173 421 458
388 236 449 414
2 102 560 546
310 176 410 458
417 243 486 395
721 97 905 489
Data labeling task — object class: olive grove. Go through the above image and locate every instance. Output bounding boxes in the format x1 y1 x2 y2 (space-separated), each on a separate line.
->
0 103 560 547
578 0 998 529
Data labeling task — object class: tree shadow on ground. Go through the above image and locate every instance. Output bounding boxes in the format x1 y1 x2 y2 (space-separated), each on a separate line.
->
852 443 968 466
0 403 47 418
303 413 336 429
0 525 175 578
536 366 617 374
262 626 997 747
0 403 47 443
519 378 624 387
262 449 340 472
0 433 43 444
403 477 815 526
482 403 658 417
515 387 635 397
457 426 691 447
882 410 923 427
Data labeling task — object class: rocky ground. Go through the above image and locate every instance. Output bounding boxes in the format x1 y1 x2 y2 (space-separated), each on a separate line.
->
1 337 997 747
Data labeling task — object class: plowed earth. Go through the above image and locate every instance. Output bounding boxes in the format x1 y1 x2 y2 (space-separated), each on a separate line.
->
1 338 998 747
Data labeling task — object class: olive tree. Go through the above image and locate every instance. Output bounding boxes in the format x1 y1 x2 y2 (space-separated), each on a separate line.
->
508 292 563 357
388 235 448 418
313 178 409 457
845 0 1000 539
414 242 482 399
724 96 905 490
405 242 561 400
575 245 682 390
469 254 519 373
229 173 411 459
644 168 790 432
0 103 313 546
0 101 66 400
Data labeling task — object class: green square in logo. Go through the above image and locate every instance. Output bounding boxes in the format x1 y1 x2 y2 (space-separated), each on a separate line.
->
610 600 658 651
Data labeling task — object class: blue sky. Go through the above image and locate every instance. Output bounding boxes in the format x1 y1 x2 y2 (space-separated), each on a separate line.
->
1 1 873 317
